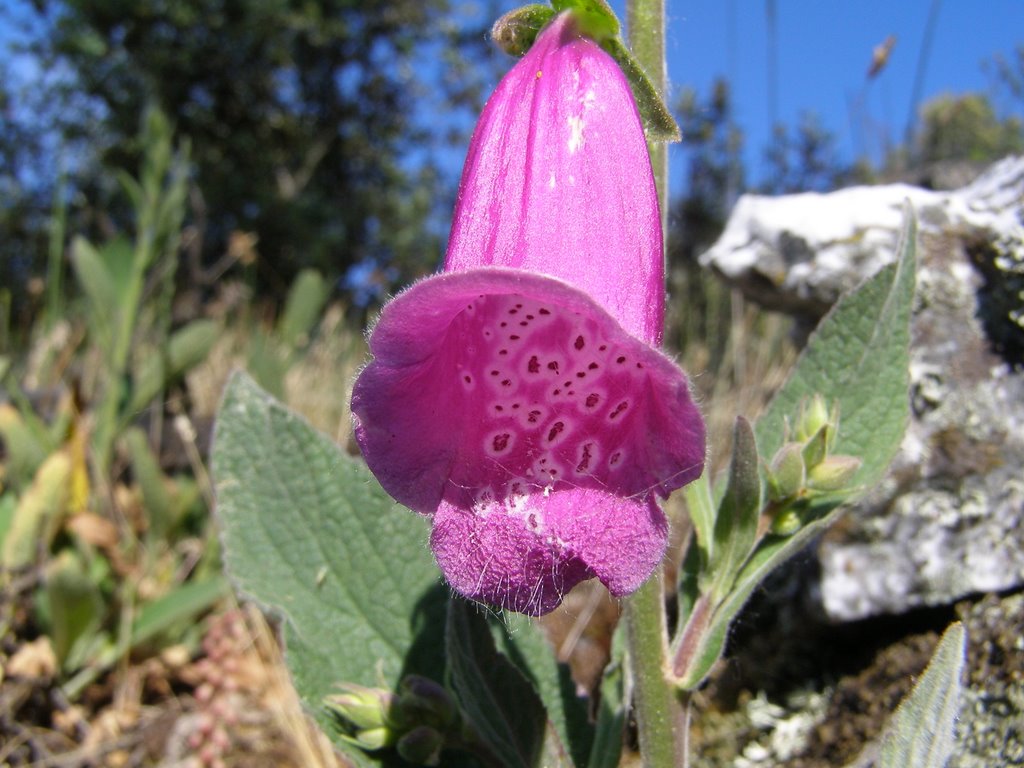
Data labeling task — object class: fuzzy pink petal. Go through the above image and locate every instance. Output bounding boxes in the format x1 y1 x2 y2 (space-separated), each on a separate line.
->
431 487 667 615
351 268 705 515
445 12 663 343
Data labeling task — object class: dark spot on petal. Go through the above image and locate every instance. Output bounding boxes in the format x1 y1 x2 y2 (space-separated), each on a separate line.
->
499 349 509 356
510 334 520 340
553 388 561 395
547 421 565 442
576 443 593 473
501 379 512 387
599 345 607 351
547 361 560 373
616 356 626 364
576 372 586 379
509 308 518 315
519 321 528 326
512 403 521 409
636 362 643 369
609 401 629 420
528 356 540 373
610 451 622 466
526 314 535 320
588 362 599 370
464 375 472 383
539 308 551 315
494 405 504 412
585 393 600 408
574 335 585 350
516 303 523 308
492 434 510 452
490 370 499 376
500 321 508 327
528 409 541 423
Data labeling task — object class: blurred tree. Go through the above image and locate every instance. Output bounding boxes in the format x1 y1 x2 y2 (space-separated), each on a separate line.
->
915 92 1024 164
670 78 744 268
664 79 744 357
760 112 845 194
7 0 499 304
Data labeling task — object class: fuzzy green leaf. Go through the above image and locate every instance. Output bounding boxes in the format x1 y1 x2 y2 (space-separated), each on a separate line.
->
445 600 547 768
708 417 761 598
675 208 918 691
212 372 450 767
755 206 917 489
879 622 965 768
493 613 593 766
586 625 625 768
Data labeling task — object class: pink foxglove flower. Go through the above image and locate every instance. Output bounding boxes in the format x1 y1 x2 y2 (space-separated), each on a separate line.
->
351 12 705 615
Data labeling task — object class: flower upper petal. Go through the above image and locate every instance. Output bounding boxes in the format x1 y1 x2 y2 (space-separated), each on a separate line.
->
446 12 663 343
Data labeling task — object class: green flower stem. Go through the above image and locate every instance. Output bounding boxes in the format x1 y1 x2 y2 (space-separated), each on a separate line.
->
623 0 685 765
622 0 686 762
622 573 684 766
627 0 669 235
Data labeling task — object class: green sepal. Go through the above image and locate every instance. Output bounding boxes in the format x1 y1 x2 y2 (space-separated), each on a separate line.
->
806 455 862 492
490 2 680 142
600 36 681 142
492 5 556 56
551 0 620 41
766 442 806 502
801 424 829 469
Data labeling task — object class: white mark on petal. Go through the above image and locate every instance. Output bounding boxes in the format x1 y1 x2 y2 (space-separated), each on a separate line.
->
567 115 585 154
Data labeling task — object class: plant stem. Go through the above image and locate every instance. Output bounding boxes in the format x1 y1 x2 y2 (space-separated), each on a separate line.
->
627 0 669 236
623 575 684 766
623 1 687 764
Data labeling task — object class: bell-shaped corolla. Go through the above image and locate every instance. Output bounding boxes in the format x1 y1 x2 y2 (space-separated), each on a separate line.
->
351 12 705 615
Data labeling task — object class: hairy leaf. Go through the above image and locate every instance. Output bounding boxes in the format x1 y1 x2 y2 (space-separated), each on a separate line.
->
213 372 449 767
446 601 547 768
879 622 965 768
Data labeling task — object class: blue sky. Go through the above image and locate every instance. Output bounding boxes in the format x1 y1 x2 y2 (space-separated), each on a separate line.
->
642 0 1024 185
3 1 1021 194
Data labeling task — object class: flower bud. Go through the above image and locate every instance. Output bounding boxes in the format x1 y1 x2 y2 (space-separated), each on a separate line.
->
396 675 458 731
795 394 830 442
807 455 862 492
770 507 803 536
396 725 445 766
351 727 393 751
324 685 398 749
766 442 806 501
801 424 829 470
